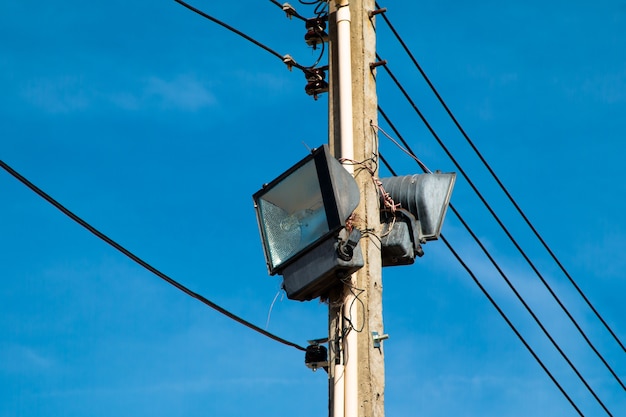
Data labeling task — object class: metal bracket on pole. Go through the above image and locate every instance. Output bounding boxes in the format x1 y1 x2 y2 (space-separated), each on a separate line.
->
371 331 389 349
368 8 387 18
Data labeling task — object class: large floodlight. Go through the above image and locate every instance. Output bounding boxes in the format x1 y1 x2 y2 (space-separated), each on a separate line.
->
253 145 363 301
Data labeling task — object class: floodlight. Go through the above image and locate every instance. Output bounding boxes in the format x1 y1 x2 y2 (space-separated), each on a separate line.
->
381 173 456 241
380 172 456 266
253 145 363 301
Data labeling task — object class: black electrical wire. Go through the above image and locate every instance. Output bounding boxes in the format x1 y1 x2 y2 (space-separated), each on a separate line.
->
376 2 625 355
269 0 307 21
174 0 307 71
380 127 613 416
283 0 329 18
449 201 614 416
299 0 324 5
378 155 585 417
268 0 328 68
312 0 329 17
439 234 587 417
304 31 327 69
378 110 616 415
377 61 626 392
0 160 306 352
378 106 623 394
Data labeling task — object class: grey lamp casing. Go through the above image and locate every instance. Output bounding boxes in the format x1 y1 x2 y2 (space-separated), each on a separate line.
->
253 145 363 301
380 173 456 266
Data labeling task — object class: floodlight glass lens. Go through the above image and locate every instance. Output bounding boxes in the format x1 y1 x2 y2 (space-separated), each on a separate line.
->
257 159 330 270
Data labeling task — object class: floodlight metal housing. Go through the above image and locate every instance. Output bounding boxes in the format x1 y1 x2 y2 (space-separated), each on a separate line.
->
381 173 456 242
253 145 363 301
380 173 456 266
380 208 423 266
280 228 363 300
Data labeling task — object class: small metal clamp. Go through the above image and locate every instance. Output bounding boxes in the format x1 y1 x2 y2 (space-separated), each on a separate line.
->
372 331 390 348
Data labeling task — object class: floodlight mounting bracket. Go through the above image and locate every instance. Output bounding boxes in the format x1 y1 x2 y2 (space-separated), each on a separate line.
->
337 227 362 261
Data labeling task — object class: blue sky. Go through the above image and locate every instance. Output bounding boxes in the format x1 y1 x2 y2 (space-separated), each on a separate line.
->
1 1 625 416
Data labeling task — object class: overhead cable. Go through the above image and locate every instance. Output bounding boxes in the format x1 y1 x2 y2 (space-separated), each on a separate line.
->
174 0 307 71
378 155 585 417
379 105 625 391
377 62 625 391
448 200 614 415
376 2 624 354
377 117 616 415
0 160 306 352
269 0 307 21
439 235 587 416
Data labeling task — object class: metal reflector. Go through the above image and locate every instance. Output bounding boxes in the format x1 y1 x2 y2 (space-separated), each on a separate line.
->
256 157 329 269
381 173 456 242
253 145 360 276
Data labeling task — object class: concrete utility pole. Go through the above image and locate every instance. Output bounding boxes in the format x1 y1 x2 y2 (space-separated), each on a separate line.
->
327 1 384 416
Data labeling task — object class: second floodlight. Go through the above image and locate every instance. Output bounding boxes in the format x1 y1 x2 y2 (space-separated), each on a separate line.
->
380 172 456 266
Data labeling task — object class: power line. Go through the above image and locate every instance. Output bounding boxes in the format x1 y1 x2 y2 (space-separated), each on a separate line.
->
0 159 306 352
175 0 330 97
439 234 586 417
448 201 614 416
376 2 625 354
377 110 620 414
174 0 307 71
378 104 624 393
268 0 308 21
376 59 625 391
378 154 586 417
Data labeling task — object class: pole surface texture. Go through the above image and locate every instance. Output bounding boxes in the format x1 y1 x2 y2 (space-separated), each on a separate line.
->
328 1 384 416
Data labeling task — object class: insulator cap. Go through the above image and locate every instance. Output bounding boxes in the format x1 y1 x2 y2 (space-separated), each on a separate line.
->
305 344 328 365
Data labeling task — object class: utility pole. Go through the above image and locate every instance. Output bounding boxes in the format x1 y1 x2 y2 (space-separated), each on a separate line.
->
253 4 452 416
328 1 384 416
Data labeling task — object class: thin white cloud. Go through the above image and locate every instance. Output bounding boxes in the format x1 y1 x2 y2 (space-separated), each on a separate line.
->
107 91 141 111
435 221 604 345
0 343 56 373
555 67 626 105
582 70 626 104
19 73 217 113
232 69 294 92
143 74 217 111
21 76 90 114
35 375 307 399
